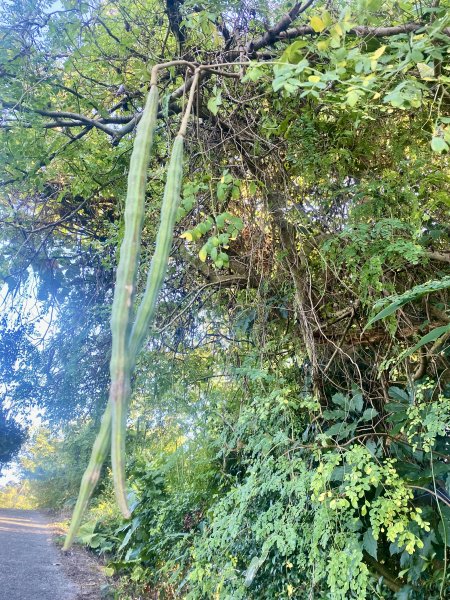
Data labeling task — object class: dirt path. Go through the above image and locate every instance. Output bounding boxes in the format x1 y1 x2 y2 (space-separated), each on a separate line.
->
0 509 80 600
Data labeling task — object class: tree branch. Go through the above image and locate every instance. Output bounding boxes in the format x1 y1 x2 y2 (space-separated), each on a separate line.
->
424 251 450 263
248 0 316 53
279 22 450 41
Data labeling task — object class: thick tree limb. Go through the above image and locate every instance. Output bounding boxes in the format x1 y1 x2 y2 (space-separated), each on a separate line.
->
424 251 450 263
363 552 404 593
279 22 450 41
166 0 186 44
247 0 316 53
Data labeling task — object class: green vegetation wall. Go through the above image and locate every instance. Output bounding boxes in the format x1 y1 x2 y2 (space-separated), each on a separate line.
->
1 0 449 598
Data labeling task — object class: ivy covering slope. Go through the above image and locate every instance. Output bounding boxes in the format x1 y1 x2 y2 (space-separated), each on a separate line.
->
0 0 449 597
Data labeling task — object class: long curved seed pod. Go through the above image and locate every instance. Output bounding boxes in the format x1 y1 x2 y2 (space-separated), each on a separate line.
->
64 83 160 548
111 71 199 516
129 134 184 358
63 134 182 544
64 69 199 549
64 136 184 547
63 402 111 550
129 71 199 357
112 134 185 516
110 83 160 517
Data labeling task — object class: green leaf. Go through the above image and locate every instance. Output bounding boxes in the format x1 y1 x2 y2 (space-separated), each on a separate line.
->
361 408 378 421
388 387 410 403
324 422 355 439
207 91 222 116
363 528 378 559
417 62 435 79
372 45 386 60
244 556 260 586
244 553 268 586
280 40 308 64
322 409 347 420
331 392 348 408
346 91 360 107
366 276 450 329
324 422 347 436
431 136 449 153
330 466 346 481
401 323 450 359
243 64 265 82
366 300 403 327
199 245 208 262
349 392 363 414
310 16 325 33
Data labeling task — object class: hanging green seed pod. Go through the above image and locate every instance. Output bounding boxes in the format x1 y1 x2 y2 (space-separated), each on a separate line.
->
109 84 160 518
63 403 111 550
64 136 185 547
64 84 160 546
64 68 199 548
111 72 199 516
130 134 184 358
112 134 185 516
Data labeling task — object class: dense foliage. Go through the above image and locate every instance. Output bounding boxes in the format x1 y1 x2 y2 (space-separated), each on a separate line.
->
0 404 25 470
1 0 449 597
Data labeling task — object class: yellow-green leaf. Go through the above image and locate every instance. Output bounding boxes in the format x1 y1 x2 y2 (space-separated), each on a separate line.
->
372 45 386 60
317 40 329 52
417 62 435 79
332 23 343 37
281 40 308 64
346 91 360 107
310 16 325 33
321 10 332 28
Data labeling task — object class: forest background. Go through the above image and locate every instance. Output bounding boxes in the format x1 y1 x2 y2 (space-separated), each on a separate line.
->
0 0 449 598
